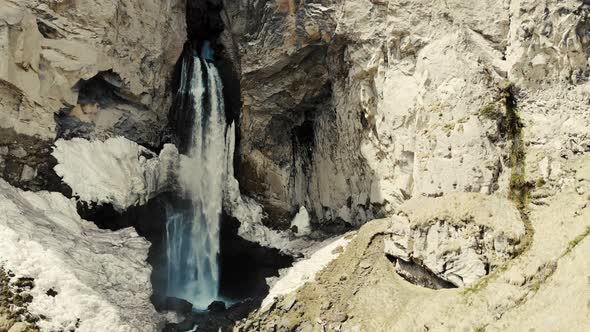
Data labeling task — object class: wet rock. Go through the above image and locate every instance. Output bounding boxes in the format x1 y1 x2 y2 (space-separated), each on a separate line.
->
207 301 226 313
164 297 193 314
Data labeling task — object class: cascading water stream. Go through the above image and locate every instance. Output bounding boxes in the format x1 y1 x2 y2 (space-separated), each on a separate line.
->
165 43 232 309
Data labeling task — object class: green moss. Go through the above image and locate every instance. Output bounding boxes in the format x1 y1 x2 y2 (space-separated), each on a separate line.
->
479 103 503 120
463 263 510 295
535 178 546 188
458 116 469 124
443 123 455 134
563 226 590 256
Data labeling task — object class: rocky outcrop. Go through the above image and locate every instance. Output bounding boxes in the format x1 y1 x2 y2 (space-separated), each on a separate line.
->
0 0 186 191
0 268 39 332
0 179 160 331
222 0 590 233
221 0 511 228
236 154 590 330
384 193 525 287
0 0 185 144
52 137 180 211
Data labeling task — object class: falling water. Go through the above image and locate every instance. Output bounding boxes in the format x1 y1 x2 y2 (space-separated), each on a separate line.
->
166 44 230 309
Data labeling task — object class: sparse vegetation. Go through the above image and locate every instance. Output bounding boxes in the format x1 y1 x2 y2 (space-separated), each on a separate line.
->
499 81 534 254
464 82 533 298
535 178 546 188
443 123 456 135
563 226 590 256
463 262 510 295
479 103 503 120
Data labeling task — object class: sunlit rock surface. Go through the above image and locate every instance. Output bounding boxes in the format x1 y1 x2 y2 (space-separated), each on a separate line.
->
385 193 525 287
0 0 185 144
0 179 159 332
222 0 590 230
234 155 590 332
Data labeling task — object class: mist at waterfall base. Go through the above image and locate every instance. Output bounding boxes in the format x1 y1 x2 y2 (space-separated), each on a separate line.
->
165 43 233 310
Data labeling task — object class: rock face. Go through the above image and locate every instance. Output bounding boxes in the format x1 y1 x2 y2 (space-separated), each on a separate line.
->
384 193 525 287
0 0 185 144
0 179 160 331
0 0 186 191
221 0 508 228
236 156 590 331
222 0 590 231
52 137 180 212
224 2 590 326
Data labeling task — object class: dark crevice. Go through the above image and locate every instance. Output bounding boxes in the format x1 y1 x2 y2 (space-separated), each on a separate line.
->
386 255 457 290
75 192 293 329
219 213 294 300
36 18 64 39
0 127 71 195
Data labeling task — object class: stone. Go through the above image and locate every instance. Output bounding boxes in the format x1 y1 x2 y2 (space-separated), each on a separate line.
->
0 313 15 332
19 165 36 182
9 148 26 159
384 193 525 287
7 322 27 332
0 0 186 146
165 297 193 314
45 289 57 297
222 0 511 229
207 301 226 313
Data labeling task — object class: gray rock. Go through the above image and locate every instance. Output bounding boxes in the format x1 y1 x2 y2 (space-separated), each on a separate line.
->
7 322 27 332
0 0 186 146
10 147 27 159
207 301 226 313
19 165 36 182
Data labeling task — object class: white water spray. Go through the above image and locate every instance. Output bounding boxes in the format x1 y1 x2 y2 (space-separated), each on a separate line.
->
166 45 231 309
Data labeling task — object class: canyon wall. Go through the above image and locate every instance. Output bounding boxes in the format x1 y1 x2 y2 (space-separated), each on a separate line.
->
222 0 590 231
0 0 186 190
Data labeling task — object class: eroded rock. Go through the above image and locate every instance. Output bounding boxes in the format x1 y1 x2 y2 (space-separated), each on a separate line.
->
0 0 186 146
385 193 525 287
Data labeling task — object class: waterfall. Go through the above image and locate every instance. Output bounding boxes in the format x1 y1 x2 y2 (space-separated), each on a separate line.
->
166 45 231 309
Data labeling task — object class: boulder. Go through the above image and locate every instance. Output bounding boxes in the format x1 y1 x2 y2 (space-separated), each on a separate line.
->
207 301 226 313
165 297 193 314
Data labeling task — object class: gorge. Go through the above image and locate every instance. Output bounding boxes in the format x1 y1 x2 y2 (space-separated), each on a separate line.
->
1 0 590 332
